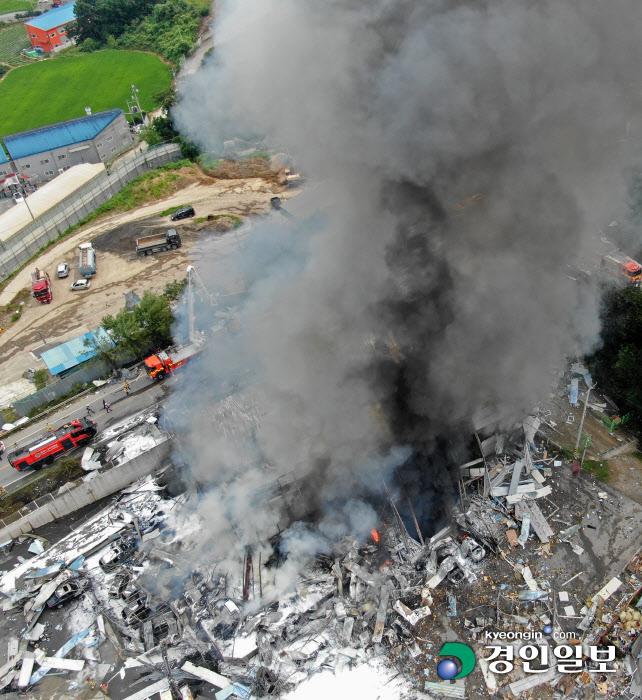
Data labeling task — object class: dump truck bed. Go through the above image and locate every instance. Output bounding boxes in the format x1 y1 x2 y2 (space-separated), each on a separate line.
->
136 233 168 247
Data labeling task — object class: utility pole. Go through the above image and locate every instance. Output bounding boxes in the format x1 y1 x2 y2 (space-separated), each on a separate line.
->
131 84 144 123
574 382 595 457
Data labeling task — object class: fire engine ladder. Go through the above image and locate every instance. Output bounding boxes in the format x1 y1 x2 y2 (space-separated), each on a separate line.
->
186 265 217 344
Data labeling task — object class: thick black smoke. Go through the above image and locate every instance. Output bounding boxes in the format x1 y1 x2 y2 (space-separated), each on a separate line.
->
167 0 642 592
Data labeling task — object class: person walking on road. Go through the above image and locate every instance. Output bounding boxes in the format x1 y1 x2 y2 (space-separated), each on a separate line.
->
102 399 108 410
123 381 130 396
86 405 95 416
45 422 54 432
104 402 113 413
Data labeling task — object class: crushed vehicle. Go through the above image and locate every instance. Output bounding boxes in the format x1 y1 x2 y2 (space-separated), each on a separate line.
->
98 536 137 571
46 578 89 608
108 569 132 598
120 588 151 626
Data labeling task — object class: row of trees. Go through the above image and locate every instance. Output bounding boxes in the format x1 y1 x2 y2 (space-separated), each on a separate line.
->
588 286 642 417
72 0 202 64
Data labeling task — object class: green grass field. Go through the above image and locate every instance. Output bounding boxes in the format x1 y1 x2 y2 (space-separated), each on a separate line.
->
0 23 30 66
0 50 172 136
0 0 33 13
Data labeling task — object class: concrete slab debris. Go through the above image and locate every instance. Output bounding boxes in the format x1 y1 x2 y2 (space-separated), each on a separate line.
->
181 660 231 689
518 513 531 545
23 623 44 641
28 627 91 685
7 638 18 661
509 667 557 693
508 459 524 496
393 600 431 626
17 654 34 688
123 679 171 700
372 585 390 643
519 500 553 543
424 680 466 697
40 657 85 671
595 577 622 603
27 540 45 555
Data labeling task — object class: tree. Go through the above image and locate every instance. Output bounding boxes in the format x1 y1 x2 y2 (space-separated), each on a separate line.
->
588 286 642 417
153 86 177 112
102 291 174 358
142 117 201 160
148 116 178 143
72 0 156 43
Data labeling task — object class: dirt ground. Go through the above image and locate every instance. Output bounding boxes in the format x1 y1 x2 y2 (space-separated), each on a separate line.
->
539 375 642 505
0 175 296 397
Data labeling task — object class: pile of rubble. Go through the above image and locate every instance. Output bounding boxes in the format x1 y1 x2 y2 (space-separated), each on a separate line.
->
0 468 495 698
0 410 641 698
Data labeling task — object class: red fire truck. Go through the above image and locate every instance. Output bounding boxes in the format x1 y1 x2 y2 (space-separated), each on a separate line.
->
601 252 642 286
143 344 202 380
143 265 211 380
8 418 97 471
31 268 53 304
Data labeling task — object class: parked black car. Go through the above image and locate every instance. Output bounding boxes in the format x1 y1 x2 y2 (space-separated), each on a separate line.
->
170 206 195 221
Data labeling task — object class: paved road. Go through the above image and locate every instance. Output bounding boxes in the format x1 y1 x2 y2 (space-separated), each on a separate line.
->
0 370 171 489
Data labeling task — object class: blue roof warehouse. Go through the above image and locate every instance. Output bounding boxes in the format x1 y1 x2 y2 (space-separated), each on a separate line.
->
41 327 115 377
0 109 133 183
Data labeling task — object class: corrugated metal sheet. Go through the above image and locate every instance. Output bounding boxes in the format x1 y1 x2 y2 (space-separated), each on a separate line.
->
0 149 8 165
4 109 122 159
24 2 76 31
41 326 114 376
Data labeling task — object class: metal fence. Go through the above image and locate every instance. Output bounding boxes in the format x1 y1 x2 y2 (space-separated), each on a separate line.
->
12 359 112 417
0 143 183 278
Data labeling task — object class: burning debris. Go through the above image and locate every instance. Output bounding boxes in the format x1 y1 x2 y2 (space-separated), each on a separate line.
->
0 428 640 700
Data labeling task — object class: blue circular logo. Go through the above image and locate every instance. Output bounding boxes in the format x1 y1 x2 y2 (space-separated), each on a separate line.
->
437 659 458 680
543 625 553 635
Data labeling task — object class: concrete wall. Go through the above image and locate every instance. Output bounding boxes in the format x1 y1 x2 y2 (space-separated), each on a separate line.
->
0 143 182 279
0 440 172 541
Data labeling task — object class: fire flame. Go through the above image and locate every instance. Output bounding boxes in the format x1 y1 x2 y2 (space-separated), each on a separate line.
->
371 529 380 543
379 559 393 570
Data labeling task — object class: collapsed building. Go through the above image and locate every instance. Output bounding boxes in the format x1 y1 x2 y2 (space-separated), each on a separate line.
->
0 381 641 700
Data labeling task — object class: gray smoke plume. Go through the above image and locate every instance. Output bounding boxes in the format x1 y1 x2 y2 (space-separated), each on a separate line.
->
167 0 642 594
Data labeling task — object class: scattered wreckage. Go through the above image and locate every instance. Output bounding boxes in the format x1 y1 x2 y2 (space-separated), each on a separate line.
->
0 400 640 699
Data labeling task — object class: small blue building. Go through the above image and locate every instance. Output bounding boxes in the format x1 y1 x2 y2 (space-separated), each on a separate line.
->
41 327 115 377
